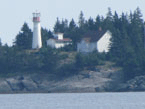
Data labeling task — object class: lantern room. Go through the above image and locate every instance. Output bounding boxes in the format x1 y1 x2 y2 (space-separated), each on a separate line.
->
33 12 40 22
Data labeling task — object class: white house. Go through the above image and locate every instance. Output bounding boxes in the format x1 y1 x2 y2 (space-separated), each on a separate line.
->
47 33 72 48
77 30 112 53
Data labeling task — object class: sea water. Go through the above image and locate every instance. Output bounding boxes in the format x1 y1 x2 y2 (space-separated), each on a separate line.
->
0 92 145 109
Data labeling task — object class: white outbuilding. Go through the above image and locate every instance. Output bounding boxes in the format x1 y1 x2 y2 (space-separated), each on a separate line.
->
47 33 72 48
77 30 112 53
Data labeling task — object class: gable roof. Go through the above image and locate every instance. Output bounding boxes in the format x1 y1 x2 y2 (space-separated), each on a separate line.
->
48 38 72 43
55 38 72 42
81 30 107 42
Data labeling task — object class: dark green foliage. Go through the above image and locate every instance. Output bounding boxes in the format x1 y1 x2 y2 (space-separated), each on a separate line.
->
14 22 32 49
0 46 58 74
46 7 145 80
87 17 96 30
55 64 77 78
54 18 68 33
51 8 145 81
108 8 145 80
41 28 53 48
69 19 76 31
59 44 74 52
39 47 58 72
75 52 101 70
78 11 85 28
103 7 113 30
95 15 103 30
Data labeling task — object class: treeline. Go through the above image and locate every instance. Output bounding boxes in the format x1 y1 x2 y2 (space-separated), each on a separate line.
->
0 7 145 80
53 7 145 80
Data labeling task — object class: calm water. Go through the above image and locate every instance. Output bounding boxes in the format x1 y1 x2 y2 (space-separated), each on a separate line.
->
0 92 145 109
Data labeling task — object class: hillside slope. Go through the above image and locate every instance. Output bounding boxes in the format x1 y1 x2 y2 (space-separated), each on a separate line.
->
0 62 124 93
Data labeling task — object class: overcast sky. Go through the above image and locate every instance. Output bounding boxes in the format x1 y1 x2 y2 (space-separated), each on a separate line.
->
0 0 145 45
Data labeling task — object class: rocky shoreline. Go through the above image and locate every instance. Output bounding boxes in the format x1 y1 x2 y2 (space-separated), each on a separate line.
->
0 65 145 93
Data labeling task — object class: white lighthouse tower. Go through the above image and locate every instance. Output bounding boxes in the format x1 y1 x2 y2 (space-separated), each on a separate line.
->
32 12 42 49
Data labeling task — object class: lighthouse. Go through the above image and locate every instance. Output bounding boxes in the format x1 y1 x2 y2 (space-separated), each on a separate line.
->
32 12 42 49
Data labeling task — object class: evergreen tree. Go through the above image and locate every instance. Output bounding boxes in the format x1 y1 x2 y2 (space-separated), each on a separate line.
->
41 28 53 48
95 15 102 30
62 19 69 31
109 7 145 80
106 7 113 22
113 11 120 29
54 18 68 33
78 11 85 28
103 7 113 30
40 47 58 72
69 19 77 31
54 17 61 33
14 22 32 49
87 17 95 30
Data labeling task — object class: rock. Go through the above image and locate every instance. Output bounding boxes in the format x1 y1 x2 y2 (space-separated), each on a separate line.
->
117 76 145 91
6 78 25 91
22 79 38 91
17 76 24 80
0 81 12 93
0 63 127 93
95 87 105 92
4 76 39 92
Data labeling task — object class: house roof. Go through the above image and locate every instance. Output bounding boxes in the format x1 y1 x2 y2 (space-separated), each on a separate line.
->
81 30 107 42
49 38 72 42
55 38 72 42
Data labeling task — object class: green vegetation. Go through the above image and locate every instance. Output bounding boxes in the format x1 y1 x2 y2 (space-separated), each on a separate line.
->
14 23 32 50
0 7 145 81
75 52 105 70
